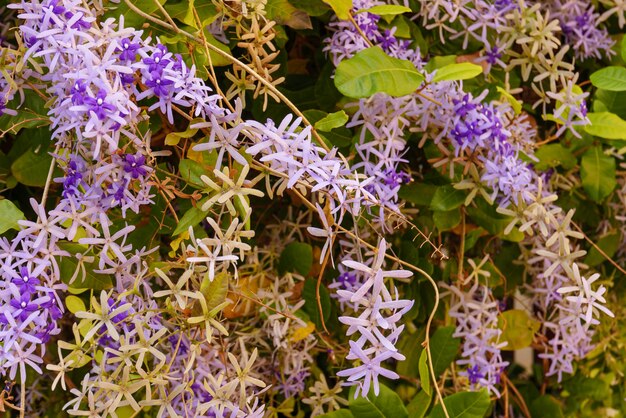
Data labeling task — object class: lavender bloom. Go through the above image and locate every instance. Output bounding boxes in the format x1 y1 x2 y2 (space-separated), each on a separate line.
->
122 153 148 179
117 38 141 61
443 282 509 396
84 89 115 120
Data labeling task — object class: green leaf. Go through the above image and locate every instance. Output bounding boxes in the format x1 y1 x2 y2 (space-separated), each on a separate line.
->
335 47 424 98
104 0 167 28
315 110 349 131
432 63 483 83
590 66 626 91
584 231 620 267
580 146 616 202
320 410 355 418
10 148 55 187
534 144 577 171
58 243 112 290
529 396 564 418
594 89 626 120
165 0 218 29
407 390 432 418
429 326 461 376
349 383 409 418
65 295 86 314
418 350 431 396
584 112 626 139
290 0 331 16
357 5 411 16
0 200 24 234
0 90 49 135
496 87 522 115
179 159 208 188
173 206 209 236
428 390 490 418
200 271 229 311
279 242 313 275
266 0 312 29
165 118 203 146
322 0 353 19
302 278 331 329
430 186 466 212
497 309 540 351
399 183 438 206
433 209 461 231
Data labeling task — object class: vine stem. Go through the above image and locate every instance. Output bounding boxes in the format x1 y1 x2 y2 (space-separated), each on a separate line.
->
19 380 25 418
40 144 60 211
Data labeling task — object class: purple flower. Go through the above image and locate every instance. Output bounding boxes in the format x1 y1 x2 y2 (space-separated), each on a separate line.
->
122 153 148 179
467 364 484 384
117 38 141 61
10 294 39 321
11 267 40 295
143 48 170 73
70 80 87 105
145 71 173 97
84 89 115 120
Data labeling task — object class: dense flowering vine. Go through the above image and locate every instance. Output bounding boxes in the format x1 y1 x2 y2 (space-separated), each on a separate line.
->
0 0 622 417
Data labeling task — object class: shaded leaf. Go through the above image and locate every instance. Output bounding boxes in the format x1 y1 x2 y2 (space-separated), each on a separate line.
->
580 146 616 202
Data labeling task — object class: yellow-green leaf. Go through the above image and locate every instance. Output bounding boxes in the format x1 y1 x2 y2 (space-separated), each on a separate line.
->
335 46 424 98
65 295 86 314
498 309 540 351
432 62 483 83
322 0 353 20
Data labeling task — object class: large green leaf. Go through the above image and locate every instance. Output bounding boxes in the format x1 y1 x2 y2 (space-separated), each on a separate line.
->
104 0 167 28
584 231 620 267
58 243 112 290
430 326 461 376
320 410 355 418
590 66 626 91
173 206 209 236
529 396 564 418
580 146 616 202
0 90 49 135
266 0 312 29
0 200 24 234
357 5 411 16
322 0 353 19
407 390 432 418
584 112 626 139
430 186 466 212
279 242 313 275
428 390 490 418
432 63 483 83
165 0 218 28
534 144 576 171
11 148 55 187
200 271 229 311
315 110 349 131
335 47 424 98
349 383 409 418
302 278 331 329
